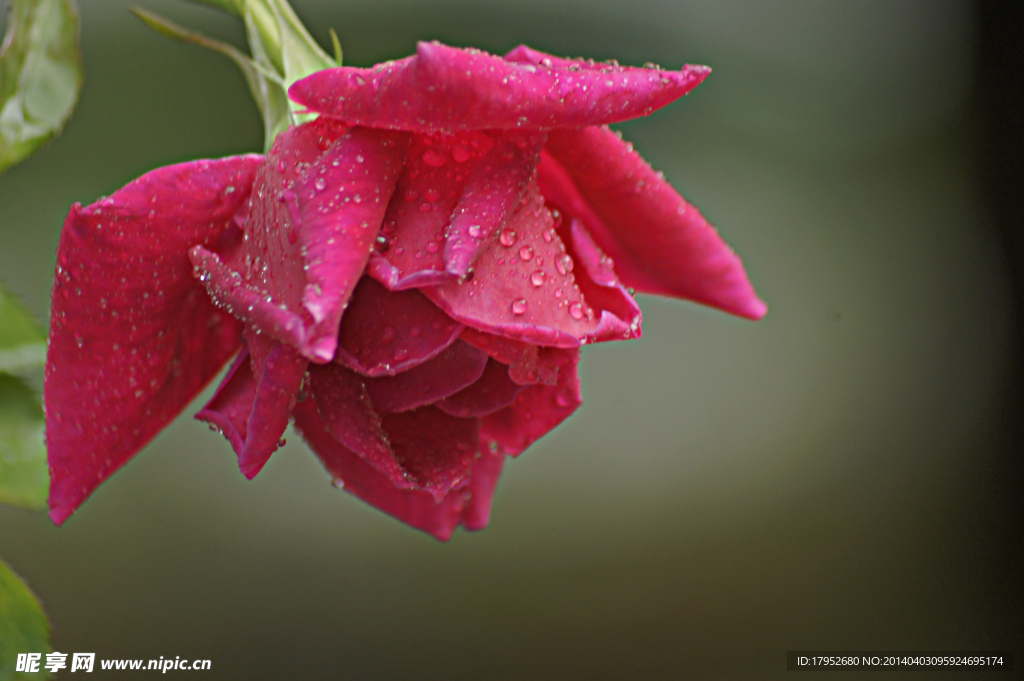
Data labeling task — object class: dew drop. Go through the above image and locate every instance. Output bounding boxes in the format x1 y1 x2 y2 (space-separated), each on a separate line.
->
394 347 410 361
499 230 517 247
555 390 573 407
530 270 546 287
568 301 584 320
424 187 440 202
355 154 365 163
511 299 528 315
556 253 574 274
452 144 471 163
410 326 422 338
467 224 482 239
425 241 439 253
422 149 447 167
519 245 534 261
375 235 390 253
314 177 327 191
404 188 419 202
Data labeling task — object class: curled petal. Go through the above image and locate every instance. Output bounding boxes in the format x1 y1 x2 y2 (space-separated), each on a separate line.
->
368 132 492 290
195 349 256 455
437 358 527 418
190 245 309 350
459 327 559 385
444 131 545 278
363 340 488 413
294 399 504 540
288 127 409 361
542 127 767 320
423 182 603 347
562 219 643 343
243 120 408 362
381 407 480 500
336 277 463 377
482 347 581 455
289 41 709 132
307 363 411 489
46 155 261 525
235 338 309 479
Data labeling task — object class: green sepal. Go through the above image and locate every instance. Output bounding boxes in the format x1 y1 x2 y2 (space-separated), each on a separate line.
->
0 282 47 512
0 560 51 680
0 0 83 174
183 0 242 16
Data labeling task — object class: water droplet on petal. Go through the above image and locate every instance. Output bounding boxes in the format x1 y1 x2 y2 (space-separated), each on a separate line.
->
555 390 573 407
511 299 528 315
468 224 482 239
314 177 327 191
452 144 471 163
568 301 584 320
404 189 419 202
422 149 447 167
394 347 410 361
426 241 439 253
519 245 534 261
499 230 517 247
557 254 574 274
530 270 546 287
424 188 440 202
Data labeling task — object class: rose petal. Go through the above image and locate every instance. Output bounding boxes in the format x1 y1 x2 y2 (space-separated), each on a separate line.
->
380 407 480 500
444 131 546 278
190 244 309 350
46 155 260 525
287 126 409 361
289 41 709 132
363 340 488 413
459 327 559 386
562 218 643 343
235 338 309 479
307 362 412 489
436 358 527 418
195 349 255 456
367 132 493 290
423 181 601 348
482 347 581 455
335 276 463 377
294 399 505 540
543 126 767 320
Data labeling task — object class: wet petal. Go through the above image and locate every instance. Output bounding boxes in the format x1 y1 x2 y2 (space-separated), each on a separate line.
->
367 132 492 290
380 407 480 500
459 327 559 385
423 181 601 347
363 340 488 413
46 155 260 525
236 339 308 479
289 41 709 132
287 126 409 361
562 218 643 343
239 119 408 362
543 126 767 320
294 399 504 540
481 347 581 455
444 131 545 278
336 277 463 377
436 358 527 418
307 362 412 489
195 349 255 456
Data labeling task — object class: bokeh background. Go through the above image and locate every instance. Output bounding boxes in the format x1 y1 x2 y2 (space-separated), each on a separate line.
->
2 0 1022 678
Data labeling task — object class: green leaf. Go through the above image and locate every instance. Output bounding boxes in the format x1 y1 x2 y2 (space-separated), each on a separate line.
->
0 0 83 174
0 374 47 512
0 283 47 512
0 560 51 681
0 282 45 374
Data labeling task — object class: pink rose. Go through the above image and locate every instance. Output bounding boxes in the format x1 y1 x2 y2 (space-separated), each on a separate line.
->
45 42 765 539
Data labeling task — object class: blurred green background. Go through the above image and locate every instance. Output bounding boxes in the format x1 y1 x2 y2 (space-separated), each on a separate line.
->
1 0 1020 678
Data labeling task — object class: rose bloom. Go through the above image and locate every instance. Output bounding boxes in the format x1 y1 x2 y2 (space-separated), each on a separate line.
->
45 42 765 539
